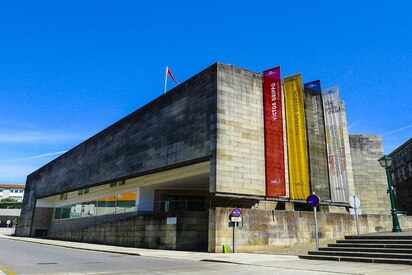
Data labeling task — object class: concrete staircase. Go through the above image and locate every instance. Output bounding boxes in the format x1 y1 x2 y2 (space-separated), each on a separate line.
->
299 233 412 265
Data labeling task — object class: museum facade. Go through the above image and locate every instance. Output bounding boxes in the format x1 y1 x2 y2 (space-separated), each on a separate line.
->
17 63 403 252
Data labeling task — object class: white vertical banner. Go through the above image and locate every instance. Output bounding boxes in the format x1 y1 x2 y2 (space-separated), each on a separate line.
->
322 86 348 202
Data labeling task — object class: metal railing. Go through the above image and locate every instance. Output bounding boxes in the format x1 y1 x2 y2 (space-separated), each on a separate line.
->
110 199 207 215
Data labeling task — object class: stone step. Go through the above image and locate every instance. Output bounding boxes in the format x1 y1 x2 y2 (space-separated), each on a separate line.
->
329 243 412 249
337 239 412 244
320 247 412 254
308 250 412 259
345 235 412 240
299 254 412 265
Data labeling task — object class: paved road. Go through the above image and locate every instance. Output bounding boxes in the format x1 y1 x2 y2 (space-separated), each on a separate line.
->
0 238 323 275
1 235 412 274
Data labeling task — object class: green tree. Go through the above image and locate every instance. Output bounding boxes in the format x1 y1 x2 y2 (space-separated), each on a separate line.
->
1 197 18 203
0 198 22 209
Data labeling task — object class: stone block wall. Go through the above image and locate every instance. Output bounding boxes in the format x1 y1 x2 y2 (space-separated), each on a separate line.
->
215 64 265 196
340 102 355 199
47 211 209 251
208 207 412 253
30 207 54 237
49 211 138 234
349 134 390 215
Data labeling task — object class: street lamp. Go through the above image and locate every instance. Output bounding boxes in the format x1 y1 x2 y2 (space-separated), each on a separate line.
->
378 155 402 232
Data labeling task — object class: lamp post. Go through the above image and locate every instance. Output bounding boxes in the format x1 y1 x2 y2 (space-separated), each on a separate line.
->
378 155 402 232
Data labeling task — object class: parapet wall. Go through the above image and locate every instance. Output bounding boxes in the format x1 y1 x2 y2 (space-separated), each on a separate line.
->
47 211 209 251
208 207 412 253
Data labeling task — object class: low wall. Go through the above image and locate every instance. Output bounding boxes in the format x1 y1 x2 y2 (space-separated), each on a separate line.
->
208 207 412 253
49 211 138 233
47 211 208 251
0 228 14 235
0 209 20 228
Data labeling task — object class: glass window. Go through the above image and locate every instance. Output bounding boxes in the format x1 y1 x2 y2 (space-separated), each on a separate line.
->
53 188 139 220
61 205 71 219
78 188 89 196
70 204 82 218
81 201 96 217
117 192 136 213
54 208 62 219
163 196 204 212
96 195 117 215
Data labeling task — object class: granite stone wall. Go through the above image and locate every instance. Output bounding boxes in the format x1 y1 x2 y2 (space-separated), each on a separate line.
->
349 134 391 215
208 207 412 253
49 211 138 234
340 101 355 200
215 64 266 196
47 211 209 251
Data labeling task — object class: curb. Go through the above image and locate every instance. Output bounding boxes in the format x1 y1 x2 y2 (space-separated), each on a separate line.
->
1 235 142 257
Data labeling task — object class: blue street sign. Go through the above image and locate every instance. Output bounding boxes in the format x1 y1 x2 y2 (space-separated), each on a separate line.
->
231 208 241 217
306 194 320 208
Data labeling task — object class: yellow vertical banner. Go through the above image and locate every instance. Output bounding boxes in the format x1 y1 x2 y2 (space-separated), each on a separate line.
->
284 74 310 200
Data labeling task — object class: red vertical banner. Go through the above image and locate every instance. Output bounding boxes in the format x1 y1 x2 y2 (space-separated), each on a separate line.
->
263 67 286 197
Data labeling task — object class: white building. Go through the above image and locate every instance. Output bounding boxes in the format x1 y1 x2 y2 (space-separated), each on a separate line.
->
0 184 25 202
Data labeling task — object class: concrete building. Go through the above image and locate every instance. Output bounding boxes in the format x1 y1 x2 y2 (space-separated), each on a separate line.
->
349 135 390 215
17 63 407 252
0 184 25 202
0 184 24 228
389 138 412 215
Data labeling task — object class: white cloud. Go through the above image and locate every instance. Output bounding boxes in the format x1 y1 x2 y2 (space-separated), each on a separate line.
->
348 119 362 133
0 131 82 144
383 124 412 136
16 151 67 161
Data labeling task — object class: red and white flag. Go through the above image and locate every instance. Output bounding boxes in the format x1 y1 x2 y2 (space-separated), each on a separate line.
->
167 67 178 84
164 66 179 93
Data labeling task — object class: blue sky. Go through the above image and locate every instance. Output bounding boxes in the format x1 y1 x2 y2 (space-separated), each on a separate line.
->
1 1 411 184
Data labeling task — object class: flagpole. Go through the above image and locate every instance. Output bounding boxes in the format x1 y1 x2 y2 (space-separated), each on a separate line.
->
164 66 168 94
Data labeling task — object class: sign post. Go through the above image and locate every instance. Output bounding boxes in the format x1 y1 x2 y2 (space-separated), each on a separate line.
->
230 208 242 253
306 193 321 251
349 195 361 235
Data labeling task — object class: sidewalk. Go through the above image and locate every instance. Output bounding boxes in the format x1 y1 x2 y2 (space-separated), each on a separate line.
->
1 233 412 274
